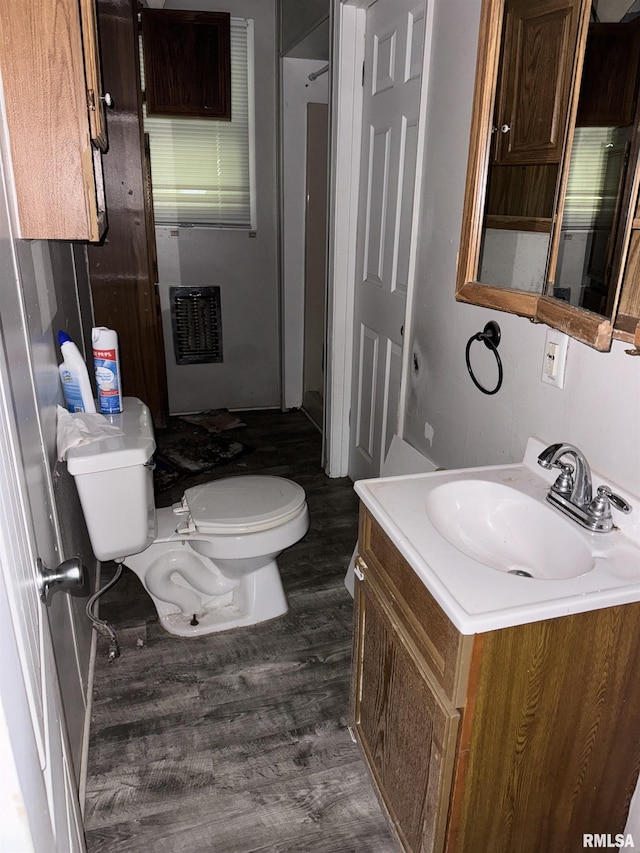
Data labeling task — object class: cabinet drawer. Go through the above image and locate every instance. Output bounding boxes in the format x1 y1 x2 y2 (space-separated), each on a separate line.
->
358 507 472 707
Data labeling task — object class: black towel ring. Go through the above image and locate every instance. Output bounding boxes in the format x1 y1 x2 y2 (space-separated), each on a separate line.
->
465 321 503 395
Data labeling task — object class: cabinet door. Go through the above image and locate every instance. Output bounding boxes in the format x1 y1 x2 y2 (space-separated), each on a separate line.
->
353 572 459 853
79 0 108 151
495 0 582 165
0 0 106 241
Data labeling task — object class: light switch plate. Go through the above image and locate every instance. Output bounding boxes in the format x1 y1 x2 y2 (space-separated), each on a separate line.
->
541 328 569 389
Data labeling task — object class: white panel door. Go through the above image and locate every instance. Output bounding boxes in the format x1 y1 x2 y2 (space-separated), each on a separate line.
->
0 320 86 853
349 0 425 481
0 132 85 851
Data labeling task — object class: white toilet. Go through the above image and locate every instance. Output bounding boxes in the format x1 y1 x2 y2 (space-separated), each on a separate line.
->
66 398 309 637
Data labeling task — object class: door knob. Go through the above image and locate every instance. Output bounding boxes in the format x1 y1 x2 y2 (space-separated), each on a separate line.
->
37 557 84 603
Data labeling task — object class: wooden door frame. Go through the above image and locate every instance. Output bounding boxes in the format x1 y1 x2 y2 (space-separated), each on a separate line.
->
324 0 434 477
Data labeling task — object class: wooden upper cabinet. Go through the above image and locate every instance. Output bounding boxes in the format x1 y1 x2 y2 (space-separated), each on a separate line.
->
141 9 231 120
494 0 582 165
0 0 107 242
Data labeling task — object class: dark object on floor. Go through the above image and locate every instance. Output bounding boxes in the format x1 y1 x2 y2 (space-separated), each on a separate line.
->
179 408 246 433
152 415 253 495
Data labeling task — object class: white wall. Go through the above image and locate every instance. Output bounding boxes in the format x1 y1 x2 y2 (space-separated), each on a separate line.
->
403 0 640 497
157 0 280 414
281 58 329 408
280 0 329 55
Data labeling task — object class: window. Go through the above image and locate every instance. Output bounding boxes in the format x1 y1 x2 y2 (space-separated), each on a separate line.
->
141 18 255 228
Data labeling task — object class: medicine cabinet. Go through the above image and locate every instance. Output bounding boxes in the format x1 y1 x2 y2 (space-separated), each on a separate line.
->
456 0 640 352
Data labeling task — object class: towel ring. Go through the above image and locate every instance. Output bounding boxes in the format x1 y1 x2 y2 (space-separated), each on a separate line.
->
465 321 503 395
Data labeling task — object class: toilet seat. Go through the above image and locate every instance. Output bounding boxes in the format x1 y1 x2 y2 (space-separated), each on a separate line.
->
179 476 307 534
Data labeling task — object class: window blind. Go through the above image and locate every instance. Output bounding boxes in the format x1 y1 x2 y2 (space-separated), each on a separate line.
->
562 126 629 230
141 18 253 227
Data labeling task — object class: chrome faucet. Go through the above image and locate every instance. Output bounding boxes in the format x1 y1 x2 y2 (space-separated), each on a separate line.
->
537 443 632 532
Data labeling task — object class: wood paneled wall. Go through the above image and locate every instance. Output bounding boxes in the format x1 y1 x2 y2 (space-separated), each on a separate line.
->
88 0 168 426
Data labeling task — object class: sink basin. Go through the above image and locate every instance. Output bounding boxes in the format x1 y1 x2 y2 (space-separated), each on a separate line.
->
355 438 640 631
425 480 595 580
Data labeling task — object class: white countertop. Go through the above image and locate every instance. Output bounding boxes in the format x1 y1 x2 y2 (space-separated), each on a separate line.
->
354 438 640 635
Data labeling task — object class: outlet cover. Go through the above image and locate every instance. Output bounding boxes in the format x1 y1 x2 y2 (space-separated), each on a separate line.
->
541 328 569 389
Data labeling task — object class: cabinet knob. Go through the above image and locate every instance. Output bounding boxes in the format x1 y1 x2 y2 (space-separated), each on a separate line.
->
101 92 114 109
500 124 511 134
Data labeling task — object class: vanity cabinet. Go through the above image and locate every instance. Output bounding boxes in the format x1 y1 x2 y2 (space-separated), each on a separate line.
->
354 506 640 853
0 0 107 242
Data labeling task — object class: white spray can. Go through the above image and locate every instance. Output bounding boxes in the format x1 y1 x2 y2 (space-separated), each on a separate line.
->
92 327 123 414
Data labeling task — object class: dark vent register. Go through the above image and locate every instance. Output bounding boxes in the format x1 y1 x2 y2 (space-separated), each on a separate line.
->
170 286 223 365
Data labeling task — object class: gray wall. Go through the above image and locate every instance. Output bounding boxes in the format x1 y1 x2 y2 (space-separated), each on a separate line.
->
404 0 640 494
280 0 329 55
156 0 280 414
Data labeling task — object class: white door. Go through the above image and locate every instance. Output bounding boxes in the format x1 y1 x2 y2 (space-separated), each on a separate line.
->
348 0 425 481
0 341 86 853
0 141 86 851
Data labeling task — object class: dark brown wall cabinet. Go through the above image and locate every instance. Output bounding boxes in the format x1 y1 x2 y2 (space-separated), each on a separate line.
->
141 9 231 119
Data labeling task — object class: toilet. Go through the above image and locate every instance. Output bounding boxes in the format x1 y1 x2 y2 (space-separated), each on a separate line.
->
66 398 309 637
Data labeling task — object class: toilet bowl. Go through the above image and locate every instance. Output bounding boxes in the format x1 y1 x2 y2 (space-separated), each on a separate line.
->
66 399 309 637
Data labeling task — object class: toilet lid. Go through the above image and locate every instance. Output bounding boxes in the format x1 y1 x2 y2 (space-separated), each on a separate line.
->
182 476 306 533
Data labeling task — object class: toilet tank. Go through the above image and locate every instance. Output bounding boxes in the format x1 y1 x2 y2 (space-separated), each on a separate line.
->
66 398 157 562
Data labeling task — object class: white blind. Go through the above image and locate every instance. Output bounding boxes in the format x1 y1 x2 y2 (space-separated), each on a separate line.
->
141 18 253 227
563 127 629 230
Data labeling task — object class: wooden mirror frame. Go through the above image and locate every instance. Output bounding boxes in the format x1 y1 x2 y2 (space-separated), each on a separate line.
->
455 0 638 352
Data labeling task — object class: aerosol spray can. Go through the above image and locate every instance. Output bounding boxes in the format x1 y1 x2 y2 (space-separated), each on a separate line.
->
92 327 123 414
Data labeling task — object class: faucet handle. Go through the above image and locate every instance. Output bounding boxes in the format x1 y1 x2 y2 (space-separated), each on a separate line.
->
551 462 574 497
594 486 632 515
588 486 632 530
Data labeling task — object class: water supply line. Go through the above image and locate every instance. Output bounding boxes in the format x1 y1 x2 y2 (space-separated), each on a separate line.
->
86 559 124 661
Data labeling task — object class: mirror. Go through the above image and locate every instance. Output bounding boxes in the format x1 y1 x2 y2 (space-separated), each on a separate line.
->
457 0 640 350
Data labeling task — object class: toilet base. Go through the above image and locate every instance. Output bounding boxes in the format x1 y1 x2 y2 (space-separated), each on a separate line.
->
149 557 288 638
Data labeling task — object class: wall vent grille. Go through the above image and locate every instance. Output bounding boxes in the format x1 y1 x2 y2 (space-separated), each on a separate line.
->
170 286 223 365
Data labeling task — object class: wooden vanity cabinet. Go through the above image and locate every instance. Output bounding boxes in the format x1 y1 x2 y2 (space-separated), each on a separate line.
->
0 0 107 242
354 506 640 853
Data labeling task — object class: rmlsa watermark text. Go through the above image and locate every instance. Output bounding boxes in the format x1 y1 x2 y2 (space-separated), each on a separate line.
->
583 835 635 848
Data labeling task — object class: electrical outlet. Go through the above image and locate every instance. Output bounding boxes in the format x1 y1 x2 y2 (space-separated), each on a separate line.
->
541 328 569 389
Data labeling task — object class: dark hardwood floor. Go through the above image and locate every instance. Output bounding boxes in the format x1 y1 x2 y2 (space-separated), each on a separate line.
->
83 409 397 853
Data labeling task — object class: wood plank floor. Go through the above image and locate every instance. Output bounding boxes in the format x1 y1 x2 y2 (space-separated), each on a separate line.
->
83 410 398 853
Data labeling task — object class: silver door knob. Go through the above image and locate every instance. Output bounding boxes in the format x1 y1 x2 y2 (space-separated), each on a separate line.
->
101 93 114 108
500 124 511 133
37 557 84 603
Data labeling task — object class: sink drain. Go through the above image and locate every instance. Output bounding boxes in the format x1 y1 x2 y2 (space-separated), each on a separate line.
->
508 569 534 578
